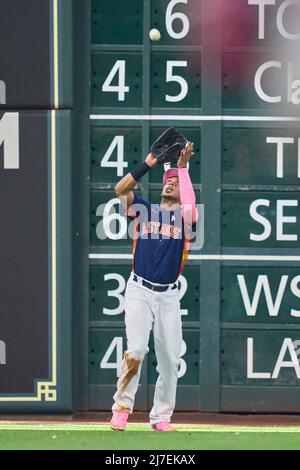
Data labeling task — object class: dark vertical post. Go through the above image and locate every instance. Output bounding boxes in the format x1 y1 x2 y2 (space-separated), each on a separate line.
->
72 0 91 410
199 0 222 411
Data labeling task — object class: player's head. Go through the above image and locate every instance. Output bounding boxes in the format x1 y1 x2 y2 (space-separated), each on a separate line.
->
161 168 180 203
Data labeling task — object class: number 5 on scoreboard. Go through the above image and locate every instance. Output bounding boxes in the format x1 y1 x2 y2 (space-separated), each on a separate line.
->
166 61 188 102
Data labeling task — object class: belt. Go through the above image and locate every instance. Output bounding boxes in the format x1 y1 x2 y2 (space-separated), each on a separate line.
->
132 274 177 292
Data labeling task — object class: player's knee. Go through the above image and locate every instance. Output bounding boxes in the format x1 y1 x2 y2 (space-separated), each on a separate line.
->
126 347 148 362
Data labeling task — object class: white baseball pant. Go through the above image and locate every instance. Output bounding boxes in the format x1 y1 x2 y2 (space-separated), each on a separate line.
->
112 271 183 425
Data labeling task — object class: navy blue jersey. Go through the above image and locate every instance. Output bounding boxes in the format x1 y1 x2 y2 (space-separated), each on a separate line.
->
126 193 194 284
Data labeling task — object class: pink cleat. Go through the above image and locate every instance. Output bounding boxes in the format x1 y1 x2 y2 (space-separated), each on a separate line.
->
110 411 129 431
152 421 176 432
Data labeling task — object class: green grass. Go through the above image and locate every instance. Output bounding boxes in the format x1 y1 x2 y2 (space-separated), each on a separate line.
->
0 424 300 450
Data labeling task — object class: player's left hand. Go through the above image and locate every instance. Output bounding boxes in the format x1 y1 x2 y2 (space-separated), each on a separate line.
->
177 142 195 168
145 152 158 167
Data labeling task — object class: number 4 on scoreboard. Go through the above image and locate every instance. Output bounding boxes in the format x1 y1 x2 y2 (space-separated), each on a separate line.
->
102 60 129 102
100 136 128 177
100 337 124 377
100 336 188 379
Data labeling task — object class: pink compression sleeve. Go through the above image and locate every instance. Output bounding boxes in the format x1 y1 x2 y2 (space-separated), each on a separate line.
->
178 167 199 225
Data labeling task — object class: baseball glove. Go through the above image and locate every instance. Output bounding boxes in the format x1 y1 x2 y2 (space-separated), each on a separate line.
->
150 127 187 165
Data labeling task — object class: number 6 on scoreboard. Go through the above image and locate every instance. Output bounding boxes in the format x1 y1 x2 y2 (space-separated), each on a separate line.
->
166 0 190 39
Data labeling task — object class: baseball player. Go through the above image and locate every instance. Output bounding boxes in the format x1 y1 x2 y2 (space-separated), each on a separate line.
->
110 133 198 432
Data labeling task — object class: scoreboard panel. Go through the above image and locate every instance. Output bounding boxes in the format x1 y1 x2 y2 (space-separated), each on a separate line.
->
222 192 300 248
222 126 300 186
91 53 143 109
92 0 143 45
91 127 143 183
221 266 300 324
0 0 73 411
221 330 300 386
90 265 201 324
0 112 49 395
223 0 300 46
0 110 72 411
219 0 300 412
150 0 201 46
0 0 51 107
222 51 299 110
150 52 202 109
89 0 300 412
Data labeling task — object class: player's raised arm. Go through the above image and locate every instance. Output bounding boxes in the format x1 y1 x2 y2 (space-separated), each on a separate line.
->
177 142 199 226
114 153 157 210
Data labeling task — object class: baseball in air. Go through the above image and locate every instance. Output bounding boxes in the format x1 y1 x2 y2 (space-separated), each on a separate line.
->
149 28 161 41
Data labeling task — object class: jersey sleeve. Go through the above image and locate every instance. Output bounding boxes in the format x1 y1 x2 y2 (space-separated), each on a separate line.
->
124 193 151 220
178 167 198 225
182 217 198 243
